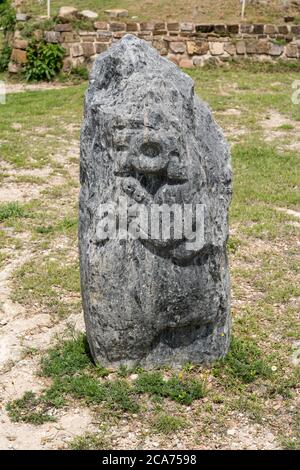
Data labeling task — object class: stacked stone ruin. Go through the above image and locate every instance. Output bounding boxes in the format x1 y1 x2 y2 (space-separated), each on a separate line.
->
9 19 300 73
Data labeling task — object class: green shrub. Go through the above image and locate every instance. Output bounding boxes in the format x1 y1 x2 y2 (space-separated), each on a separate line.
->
0 44 11 72
25 41 65 81
71 66 89 81
18 18 58 39
0 0 16 35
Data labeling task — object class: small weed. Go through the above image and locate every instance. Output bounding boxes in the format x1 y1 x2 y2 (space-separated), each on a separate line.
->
6 391 56 425
69 432 109 450
227 236 242 254
277 124 294 131
71 66 89 81
25 41 65 81
152 413 188 434
117 364 131 378
0 202 26 222
272 38 287 46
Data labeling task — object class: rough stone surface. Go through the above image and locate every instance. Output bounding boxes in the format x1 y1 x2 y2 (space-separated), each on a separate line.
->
16 13 28 22
11 48 27 64
45 31 61 43
104 9 129 18
187 40 209 55
209 42 224 55
169 41 186 53
79 35 232 368
58 6 78 21
78 10 98 20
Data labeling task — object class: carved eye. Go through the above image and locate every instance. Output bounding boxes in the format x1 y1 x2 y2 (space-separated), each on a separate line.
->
116 144 127 152
140 142 161 158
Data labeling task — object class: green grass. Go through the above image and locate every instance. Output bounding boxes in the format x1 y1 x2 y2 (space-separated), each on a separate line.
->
135 371 207 405
35 216 78 236
6 391 56 425
277 124 294 131
7 332 209 423
0 202 26 221
20 0 291 23
69 432 109 450
2 61 300 448
0 85 84 168
213 337 272 385
152 413 188 434
40 333 93 377
12 255 81 317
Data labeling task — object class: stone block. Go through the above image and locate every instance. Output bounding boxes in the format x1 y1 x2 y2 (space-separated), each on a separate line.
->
45 31 61 43
236 40 246 54
71 44 84 57
169 41 186 54
11 48 27 64
210 42 224 55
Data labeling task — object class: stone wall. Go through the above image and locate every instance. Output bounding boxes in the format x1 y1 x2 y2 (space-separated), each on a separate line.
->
9 21 300 72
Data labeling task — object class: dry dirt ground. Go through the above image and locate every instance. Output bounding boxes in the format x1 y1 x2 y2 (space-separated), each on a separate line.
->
0 66 299 449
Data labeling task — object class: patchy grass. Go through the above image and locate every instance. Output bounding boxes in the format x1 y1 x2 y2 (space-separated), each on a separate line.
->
40 333 93 377
6 391 56 425
213 337 272 385
68 432 110 450
152 413 188 434
2 61 299 449
0 202 26 222
0 85 83 168
135 371 207 405
7 332 208 422
12 254 81 318
21 0 293 23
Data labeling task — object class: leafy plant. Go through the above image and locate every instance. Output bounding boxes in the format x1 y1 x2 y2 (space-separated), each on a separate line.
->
0 43 11 72
71 66 89 81
18 18 58 39
40 333 93 378
25 41 65 81
0 0 16 35
0 0 16 71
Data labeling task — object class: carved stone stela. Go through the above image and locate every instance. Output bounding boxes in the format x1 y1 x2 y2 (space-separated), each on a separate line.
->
79 35 232 367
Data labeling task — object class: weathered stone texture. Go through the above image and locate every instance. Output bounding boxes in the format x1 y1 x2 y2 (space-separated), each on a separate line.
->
79 35 232 368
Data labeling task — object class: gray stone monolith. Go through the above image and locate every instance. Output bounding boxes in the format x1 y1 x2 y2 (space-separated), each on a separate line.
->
79 35 232 368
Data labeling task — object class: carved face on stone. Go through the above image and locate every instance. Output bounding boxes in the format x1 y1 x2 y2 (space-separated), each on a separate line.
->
79 35 232 368
81 36 232 262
